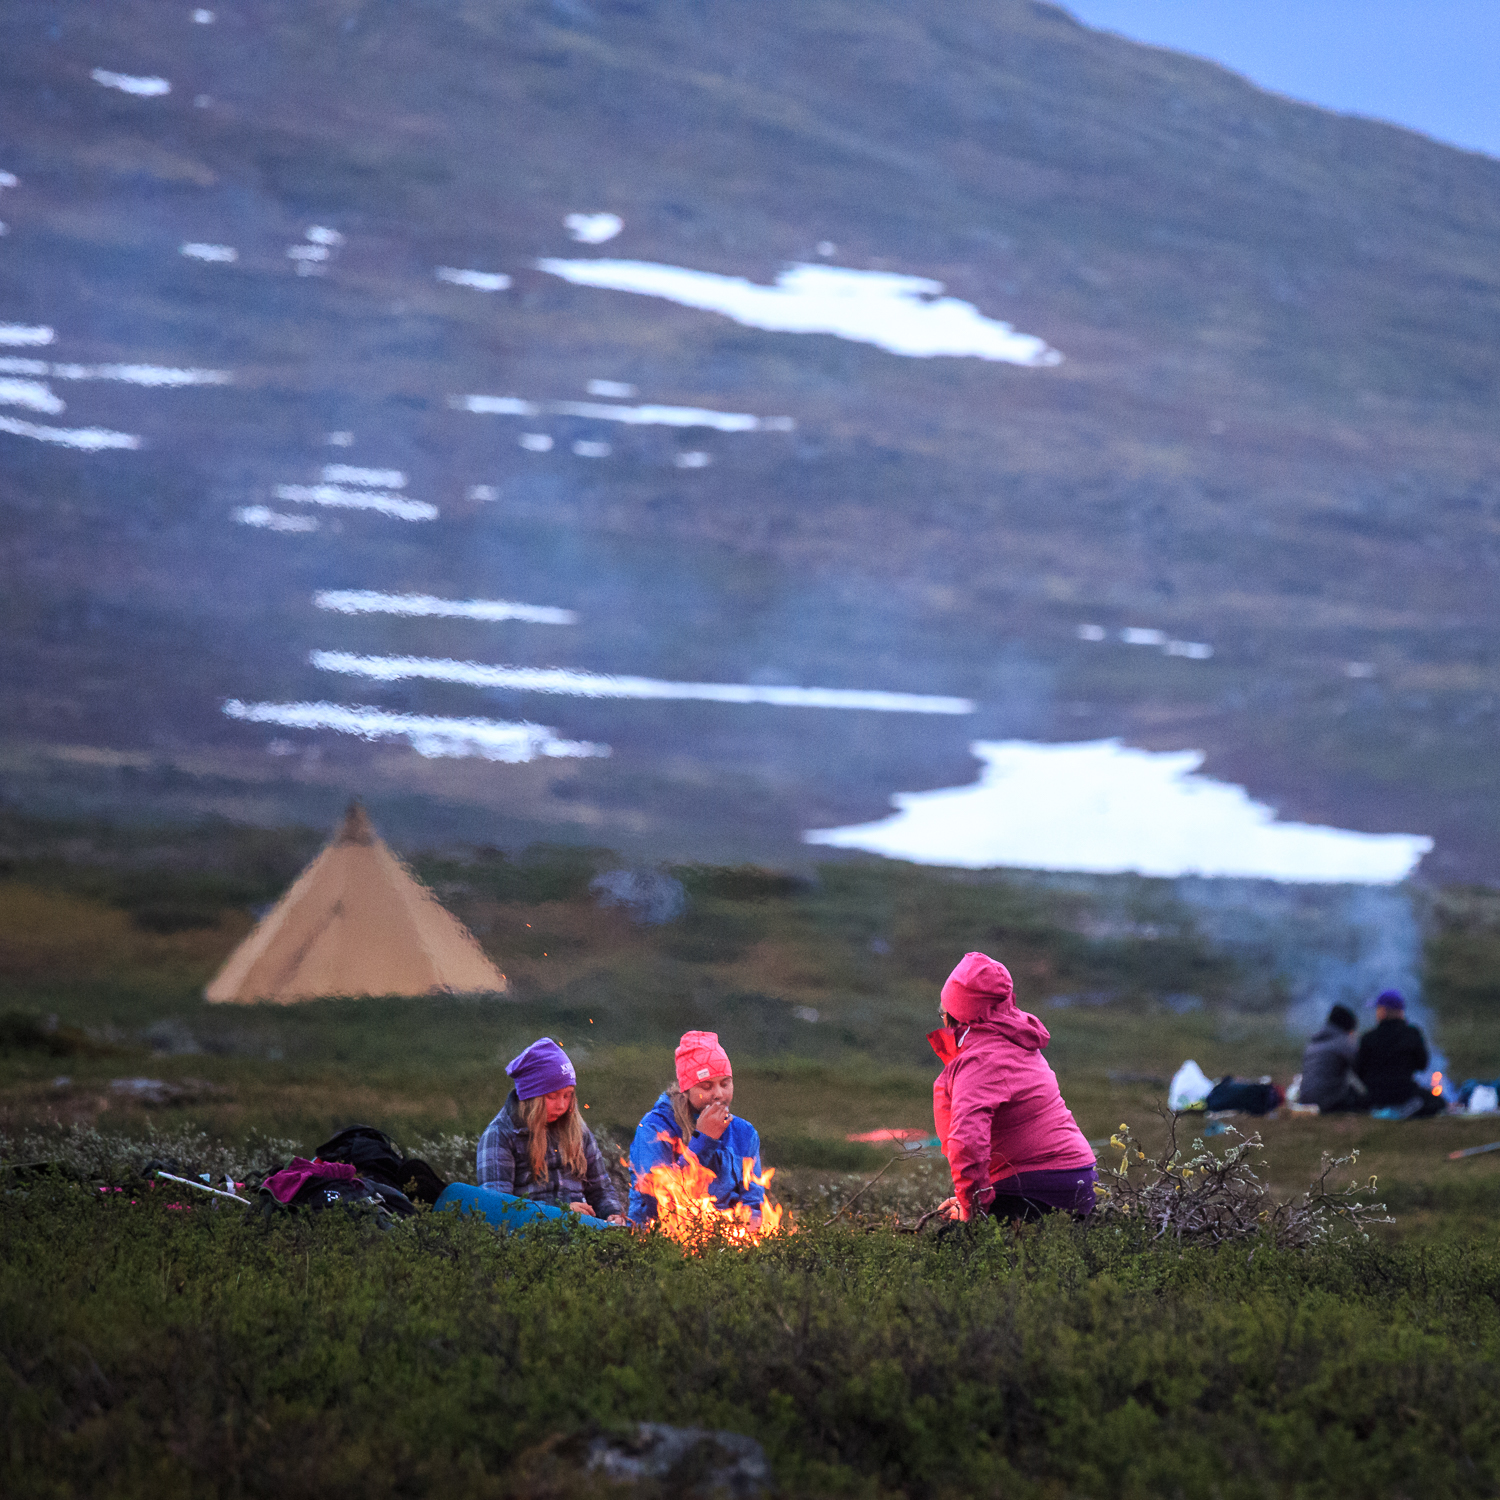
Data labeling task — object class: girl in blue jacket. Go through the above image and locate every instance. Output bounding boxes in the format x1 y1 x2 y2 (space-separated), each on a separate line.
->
628 1030 765 1226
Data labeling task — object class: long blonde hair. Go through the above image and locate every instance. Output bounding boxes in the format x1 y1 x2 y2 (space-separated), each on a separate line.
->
515 1092 588 1180
665 1083 697 1149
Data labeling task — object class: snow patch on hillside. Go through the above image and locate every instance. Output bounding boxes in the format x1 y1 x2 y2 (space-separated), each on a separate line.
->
435 267 511 291
274 484 436 521
235 506 319 532
314 590 576 625
454 393 790 431
311 650 975 714
321 464 405 489
456 396 539 416
805 740 1433 884
0 414 140 450
537 259 1063 365
181 243 237 262
0 378 64 414
222 699 609 762
565 212 622 244
0 358 228 387
50 363 230 387
91 69 171 96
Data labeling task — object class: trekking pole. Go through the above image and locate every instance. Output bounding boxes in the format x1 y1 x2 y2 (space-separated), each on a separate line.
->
155 1170 253 1204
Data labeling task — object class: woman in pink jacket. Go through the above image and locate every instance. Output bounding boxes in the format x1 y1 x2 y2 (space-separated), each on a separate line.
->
932 951 1097 1222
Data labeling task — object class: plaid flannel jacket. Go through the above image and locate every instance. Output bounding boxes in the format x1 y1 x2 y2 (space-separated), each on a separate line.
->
476 1092 622 1218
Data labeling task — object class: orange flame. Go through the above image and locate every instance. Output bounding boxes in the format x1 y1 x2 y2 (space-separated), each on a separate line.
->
633 1133 791 1247
1431 1071 1443 1097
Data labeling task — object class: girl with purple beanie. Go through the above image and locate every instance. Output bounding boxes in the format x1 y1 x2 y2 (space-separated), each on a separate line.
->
473 1037 625 1223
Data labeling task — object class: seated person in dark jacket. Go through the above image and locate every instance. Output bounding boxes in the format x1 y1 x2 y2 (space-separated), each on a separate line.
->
1298 1004 1367 1112
1355 991 1442 1116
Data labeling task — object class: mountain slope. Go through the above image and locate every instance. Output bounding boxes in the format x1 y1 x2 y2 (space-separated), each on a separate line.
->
1 0 1497 878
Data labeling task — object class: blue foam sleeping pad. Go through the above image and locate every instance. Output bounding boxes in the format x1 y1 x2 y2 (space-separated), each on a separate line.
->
434 1182 611 1230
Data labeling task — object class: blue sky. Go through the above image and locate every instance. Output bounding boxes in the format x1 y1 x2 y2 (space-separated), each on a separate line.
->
1062 1 1500 159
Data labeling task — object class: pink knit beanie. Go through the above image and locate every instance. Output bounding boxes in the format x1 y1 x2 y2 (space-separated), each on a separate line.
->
675 1030 732 1091
939 952 1015 1022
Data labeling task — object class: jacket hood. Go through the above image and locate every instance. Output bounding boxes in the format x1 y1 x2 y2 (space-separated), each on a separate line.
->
940 951 1015 1023
983 1005 1051 1051
928 1004 1052 1063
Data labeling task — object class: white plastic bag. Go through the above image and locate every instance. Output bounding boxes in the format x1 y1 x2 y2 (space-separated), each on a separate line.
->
1468 1084 1499 1115
1168 1059 1214 1112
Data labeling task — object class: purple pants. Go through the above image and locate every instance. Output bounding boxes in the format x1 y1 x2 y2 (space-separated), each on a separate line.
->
985 1164 1098 1220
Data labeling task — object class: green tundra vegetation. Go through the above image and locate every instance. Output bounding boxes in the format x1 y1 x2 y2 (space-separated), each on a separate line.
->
2 811 1499 1496
3 1178 1499 1499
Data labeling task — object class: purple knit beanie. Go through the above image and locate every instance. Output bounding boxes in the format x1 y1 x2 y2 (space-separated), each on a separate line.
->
505 1036 577 1100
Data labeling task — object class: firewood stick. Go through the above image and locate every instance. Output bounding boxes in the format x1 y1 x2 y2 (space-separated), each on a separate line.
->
822 1149 924 1226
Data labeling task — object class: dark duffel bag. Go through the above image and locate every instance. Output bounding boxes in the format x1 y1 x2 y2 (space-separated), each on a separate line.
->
1204 1077 1284 1116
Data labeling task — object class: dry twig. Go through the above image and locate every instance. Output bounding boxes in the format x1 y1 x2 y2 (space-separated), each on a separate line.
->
822 1148 926 1226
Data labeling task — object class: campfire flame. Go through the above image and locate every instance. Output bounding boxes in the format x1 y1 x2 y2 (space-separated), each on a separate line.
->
634 1133 790 1245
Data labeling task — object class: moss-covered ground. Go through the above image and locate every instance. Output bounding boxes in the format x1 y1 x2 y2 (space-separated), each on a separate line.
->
4 1181 1499 1499
2 813 1498 1495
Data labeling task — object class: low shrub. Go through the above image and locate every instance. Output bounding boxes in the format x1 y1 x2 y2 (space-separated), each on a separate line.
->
1097 1114 1392 1247
0 1010 105 1058
2 1157 1497 1499
1 1121 300 1186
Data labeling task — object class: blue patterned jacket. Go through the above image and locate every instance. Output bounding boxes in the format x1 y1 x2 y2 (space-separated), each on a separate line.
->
627 1090 765 1224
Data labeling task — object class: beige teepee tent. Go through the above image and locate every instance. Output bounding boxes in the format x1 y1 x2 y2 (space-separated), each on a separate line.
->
205 803 507 1003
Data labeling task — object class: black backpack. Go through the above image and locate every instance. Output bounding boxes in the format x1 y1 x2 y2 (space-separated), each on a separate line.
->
312 1125 447 1205
256 1166 406 1227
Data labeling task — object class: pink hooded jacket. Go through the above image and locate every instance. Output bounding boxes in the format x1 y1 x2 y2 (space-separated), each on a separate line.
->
930 952 1094 1217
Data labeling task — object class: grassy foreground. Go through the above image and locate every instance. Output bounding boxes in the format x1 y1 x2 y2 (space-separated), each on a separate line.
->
3 814 1499 1495
3 1178 1498 1500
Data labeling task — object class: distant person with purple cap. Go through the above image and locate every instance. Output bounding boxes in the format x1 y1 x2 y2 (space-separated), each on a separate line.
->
474 1037 626 1221
1355 992 1442 1118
